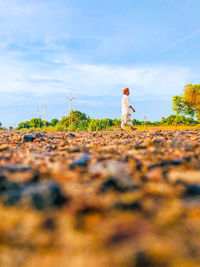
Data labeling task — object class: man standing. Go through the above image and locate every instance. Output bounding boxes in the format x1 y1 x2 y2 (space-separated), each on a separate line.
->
121 88 136 130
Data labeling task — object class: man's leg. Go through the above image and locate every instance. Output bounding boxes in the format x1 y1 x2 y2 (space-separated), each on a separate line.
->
121 114 126 130
121 119 125 130
127 115 136 130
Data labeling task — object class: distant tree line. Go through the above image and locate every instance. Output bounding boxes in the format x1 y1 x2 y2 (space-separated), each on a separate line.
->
17 118 59 130
16 111 199 131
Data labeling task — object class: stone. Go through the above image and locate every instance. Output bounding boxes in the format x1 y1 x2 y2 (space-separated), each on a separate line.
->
99 177 138 193
23 135 36 142
66 133 76 138
168 171 200 184
0 145 9 151
69 153 91 169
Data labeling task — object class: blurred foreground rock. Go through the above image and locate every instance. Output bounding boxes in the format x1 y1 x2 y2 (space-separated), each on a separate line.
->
0 129 199 267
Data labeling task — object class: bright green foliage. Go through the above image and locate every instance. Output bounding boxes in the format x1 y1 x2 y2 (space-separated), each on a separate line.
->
29 118 43 128
42 120 52 127
55 124 67 131
88 119 109 131
17 118 58 129
184 84 200 120
160 115 197 125
172 95 195 117
87 118 114 131
51 119 59 126
58 116 69 128
58 111 88 129
172 84 200 120
16 104 199 131
112 119 121 126
70 110 87 125
77 119 91 131
103 119 114 127
18 121 30 129
172 95 184 114
68 122 77 131
132 119 142 125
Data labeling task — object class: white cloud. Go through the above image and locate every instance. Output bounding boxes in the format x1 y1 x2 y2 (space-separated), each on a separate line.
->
0 49 195 101
0 1 198 103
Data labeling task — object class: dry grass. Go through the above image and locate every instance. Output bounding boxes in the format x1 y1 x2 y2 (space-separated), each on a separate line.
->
126 125 200 131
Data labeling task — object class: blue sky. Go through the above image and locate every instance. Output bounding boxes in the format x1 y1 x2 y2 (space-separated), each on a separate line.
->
0 0 200 126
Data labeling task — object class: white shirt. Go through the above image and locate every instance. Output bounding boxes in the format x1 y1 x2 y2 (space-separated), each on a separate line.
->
122 95 131 115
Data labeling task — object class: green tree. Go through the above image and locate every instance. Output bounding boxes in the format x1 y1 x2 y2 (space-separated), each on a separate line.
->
184 84 200 120
29 118 43 128
77 118 91 131
88 119 109 131
112 119 121 126
70 110 87 125
17 121 30 129
68 122 77 131
172 84 200 120
132 119 142 125
58 116 70 128
51 119 59 126
88 119 99 131
58 111 88 129
160 115 198 126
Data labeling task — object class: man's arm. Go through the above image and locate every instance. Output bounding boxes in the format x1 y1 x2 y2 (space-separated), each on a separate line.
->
129 105 135 112
126 97 135 113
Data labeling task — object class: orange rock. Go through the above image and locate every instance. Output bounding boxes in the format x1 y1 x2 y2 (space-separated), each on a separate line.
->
0 144 9 151
33 138 42 143
12 136 21 142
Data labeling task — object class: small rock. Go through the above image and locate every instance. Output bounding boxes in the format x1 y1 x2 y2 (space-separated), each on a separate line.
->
113 201 142 211
0 164 32 174
168 171 200 184
69 153 91 169
184 184 200 197
23 135 36 142
33 138 42 143
151 133 163 136
26 181 69 210
148 159 183 170
0 178 69 210
12 136 21 142
0 145 9 151
99 177 138 193
66 133 76 138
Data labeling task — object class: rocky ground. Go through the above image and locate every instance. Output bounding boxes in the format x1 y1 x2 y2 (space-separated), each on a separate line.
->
0 129 200 267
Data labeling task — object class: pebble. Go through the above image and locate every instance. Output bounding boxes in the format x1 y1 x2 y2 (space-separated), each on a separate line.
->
23 135 36 142
184 184 200 197
69 153 91 169
99 177 138 193
168 170 200 184
66 133 76 138
0 145 9 151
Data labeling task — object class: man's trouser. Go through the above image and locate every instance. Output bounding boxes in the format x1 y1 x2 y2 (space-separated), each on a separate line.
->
121 113 133 130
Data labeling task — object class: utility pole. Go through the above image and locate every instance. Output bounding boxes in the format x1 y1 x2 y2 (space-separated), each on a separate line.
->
37 109 41 129
67 91 74 125
144 115 147 130
44 104 47 126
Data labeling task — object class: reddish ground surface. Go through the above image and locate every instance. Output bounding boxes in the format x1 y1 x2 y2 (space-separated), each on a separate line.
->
0 129 200 267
